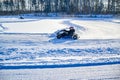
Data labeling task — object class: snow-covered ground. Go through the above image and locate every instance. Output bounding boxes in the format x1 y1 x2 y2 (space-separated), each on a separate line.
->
0 16 120 80
1 64 120 80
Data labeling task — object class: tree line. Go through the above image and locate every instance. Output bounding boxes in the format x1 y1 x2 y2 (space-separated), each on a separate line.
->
0 0 120 15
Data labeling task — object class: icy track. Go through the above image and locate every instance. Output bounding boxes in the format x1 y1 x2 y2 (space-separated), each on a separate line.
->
0 17 120 69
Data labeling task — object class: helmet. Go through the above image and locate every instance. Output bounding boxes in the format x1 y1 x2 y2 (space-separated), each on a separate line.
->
69 27 74 29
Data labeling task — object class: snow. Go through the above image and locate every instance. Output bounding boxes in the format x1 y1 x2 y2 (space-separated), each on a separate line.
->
0 16 120 80
71 20 120 39
1 19 65 33
0 17 120 39
0 64 120 80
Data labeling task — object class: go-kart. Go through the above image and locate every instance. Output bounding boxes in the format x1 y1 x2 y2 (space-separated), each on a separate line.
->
56 29 79 40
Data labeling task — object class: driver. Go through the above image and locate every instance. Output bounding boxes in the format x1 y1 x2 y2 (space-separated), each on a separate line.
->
68 27 75 36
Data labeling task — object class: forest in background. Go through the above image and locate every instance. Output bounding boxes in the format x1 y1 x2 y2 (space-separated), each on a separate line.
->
0 0 120 16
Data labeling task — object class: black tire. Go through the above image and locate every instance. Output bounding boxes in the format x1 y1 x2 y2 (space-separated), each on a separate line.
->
72 34 78 40
57 35 62 39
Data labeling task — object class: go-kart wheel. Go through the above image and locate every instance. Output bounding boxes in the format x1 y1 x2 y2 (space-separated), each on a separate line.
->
72 35 78 40
57 35 62 39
